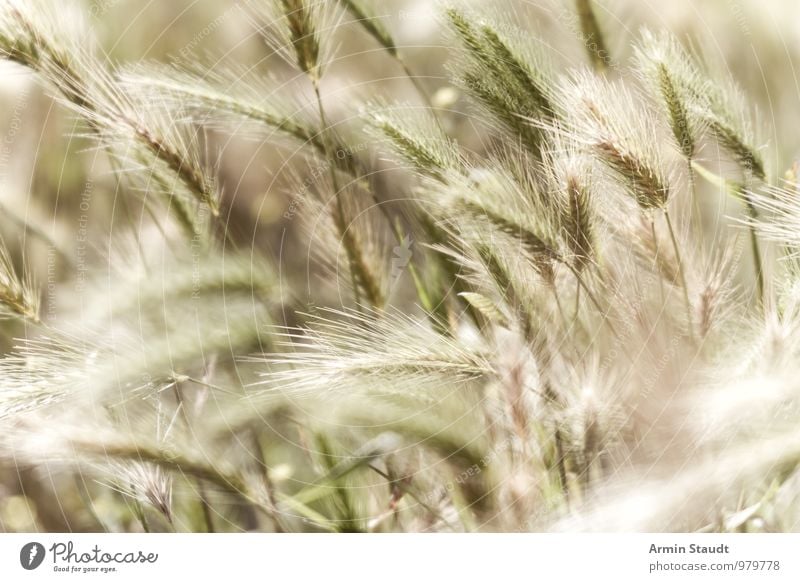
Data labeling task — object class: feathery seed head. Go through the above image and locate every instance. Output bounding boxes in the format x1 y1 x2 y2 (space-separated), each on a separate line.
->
0 239 40 323
114 462 174 524
444 6 556 154
256 0 339 83
636 30 765 180
562 72 670 210
364 103 461 179
252 308 493 396
120 64 323 155
634 29 704 162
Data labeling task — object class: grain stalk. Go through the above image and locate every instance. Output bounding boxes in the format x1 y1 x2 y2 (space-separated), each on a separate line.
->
575 0 610 72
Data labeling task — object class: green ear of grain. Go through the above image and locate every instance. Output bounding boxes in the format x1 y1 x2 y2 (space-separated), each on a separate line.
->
657 63 695 160
458 292 510 328
445 7 556 155
575 0 610 72
340 0 397 56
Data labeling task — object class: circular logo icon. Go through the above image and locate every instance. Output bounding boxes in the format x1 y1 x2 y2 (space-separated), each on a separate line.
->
20 542 45 570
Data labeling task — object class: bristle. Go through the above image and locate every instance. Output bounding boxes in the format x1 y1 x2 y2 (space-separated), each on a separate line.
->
445 6 555 154
634 30 700 161
120 64 324 155
1 0 797 535
561 72 671 210
635 29 765 180
253 0 339 83
0 238 40 323
365 103 461 178
564 174 596 273
0 0 220 227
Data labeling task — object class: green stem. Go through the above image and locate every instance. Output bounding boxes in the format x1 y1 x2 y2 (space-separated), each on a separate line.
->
197 481 215 533
399 57 432 107
564 262 619 340
651 217 665 305
575 0 609 73
0 199 75 268
133 495 150 533
552 285 571 332
73 474 108 532
313 81 364 311
251 431 285 533
664 209 694 340
554 428 570 508
173 386 216 533
687 160 702 241
742 193 765 306
691 161 764 306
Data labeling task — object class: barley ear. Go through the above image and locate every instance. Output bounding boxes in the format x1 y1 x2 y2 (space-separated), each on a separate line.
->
575 0 610 72
0 239 40 323
564 174 596 273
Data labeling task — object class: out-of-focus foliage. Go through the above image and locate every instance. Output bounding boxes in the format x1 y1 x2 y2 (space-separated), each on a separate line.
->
0 0 800 533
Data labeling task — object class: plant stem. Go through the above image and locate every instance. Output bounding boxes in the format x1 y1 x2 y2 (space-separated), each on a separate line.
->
691 161 764 306
133 496 150 533
651 217 666 305
551 285 571 332
196 481 216 533
741 192 765 306
554 428 570 508
0 199 75 268
687 160 702 241
664 209 694 340
174 385 216 533
73 474 108 532
575 0 609 73
313 81 364 311
251 430 285 532
564 261 619 340
399 57 431 106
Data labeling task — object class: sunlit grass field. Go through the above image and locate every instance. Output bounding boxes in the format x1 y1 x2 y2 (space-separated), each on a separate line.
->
1 0 800 532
